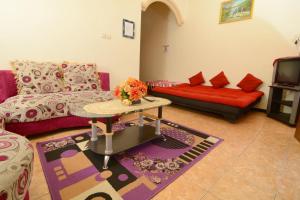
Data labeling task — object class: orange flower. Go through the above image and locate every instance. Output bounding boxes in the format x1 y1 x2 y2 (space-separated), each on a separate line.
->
124 84 132 93
139 83 147 95
116 78 147 102
114 86 121 98
129 89 140 101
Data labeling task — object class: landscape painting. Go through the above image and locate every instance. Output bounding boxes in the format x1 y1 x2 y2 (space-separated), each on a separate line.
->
219 0 254 24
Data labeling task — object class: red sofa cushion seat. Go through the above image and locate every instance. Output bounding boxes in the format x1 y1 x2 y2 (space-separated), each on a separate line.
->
152 84 264 108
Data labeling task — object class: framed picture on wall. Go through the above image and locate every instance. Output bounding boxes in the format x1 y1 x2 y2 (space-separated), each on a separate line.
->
123 19 135 39
219 0 254 24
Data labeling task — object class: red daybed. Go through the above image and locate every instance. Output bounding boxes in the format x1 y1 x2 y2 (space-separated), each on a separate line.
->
150 83 264 122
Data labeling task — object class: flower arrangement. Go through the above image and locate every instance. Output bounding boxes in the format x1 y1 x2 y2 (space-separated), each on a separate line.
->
114 78 147 106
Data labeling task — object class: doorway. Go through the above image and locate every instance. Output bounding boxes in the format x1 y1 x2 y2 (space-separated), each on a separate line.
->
140 0 183 82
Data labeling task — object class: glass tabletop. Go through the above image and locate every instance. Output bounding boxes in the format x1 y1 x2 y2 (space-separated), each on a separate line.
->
70 97 171 118
69 103 105 119
83 97 171 117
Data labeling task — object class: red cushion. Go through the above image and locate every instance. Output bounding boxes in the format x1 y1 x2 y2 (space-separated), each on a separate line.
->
152 85 264 108
237 73 263 92
189 72 205 86
209 71 229 88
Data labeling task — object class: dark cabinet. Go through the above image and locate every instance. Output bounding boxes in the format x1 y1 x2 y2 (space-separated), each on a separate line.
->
295 117 300 142
267 85 300 126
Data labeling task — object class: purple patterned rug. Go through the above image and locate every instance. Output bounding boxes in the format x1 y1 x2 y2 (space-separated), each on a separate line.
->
36 118 223 200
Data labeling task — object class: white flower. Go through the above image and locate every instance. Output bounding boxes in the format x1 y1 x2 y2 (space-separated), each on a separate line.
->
165 160 180 171
122 99 132 106
55 140 68 148
140 159 154 168
155 162 166 170
150 176 162 184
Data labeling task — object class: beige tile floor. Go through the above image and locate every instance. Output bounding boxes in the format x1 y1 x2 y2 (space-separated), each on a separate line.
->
28 106 300 200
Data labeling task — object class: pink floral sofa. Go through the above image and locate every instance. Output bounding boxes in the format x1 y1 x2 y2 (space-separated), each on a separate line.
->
0 129 34 200
0 70 112 136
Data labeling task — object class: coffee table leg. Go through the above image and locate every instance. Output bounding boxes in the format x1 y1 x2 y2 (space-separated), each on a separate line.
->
155 119 166 141
155 119 161 135
138 111 144 127
105 134 113 154
91 118 98 142
104 117 113 169
156 106 166 141
103 155 110 170
156 106 162 135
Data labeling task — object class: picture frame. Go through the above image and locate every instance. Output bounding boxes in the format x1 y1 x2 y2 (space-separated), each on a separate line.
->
123 19 135 39
219 0 254 24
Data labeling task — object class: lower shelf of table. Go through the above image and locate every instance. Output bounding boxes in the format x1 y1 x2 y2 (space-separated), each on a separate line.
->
88 125 160 155
267 112 295 126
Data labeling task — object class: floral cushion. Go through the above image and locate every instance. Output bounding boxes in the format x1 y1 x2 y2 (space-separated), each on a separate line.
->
11 60 64 95
62 63 101 92
0 91 113 123
0 129 34 200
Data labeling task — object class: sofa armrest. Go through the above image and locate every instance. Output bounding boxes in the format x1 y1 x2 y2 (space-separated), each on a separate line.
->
99 72 110 91
0 70 18 103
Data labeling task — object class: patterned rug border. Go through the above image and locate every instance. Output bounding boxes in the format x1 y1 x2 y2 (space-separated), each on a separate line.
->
36 119 224 200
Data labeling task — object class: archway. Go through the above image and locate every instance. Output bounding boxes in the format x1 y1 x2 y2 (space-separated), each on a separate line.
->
140 0 183 82
141 0 184 26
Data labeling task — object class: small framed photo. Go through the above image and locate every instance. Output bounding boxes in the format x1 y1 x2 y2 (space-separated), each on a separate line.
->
123 19 135 39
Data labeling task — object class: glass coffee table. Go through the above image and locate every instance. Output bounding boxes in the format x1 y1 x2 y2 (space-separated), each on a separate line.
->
70 97 171 169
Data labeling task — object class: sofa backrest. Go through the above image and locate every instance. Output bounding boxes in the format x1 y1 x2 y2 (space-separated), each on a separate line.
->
0 70 110 103
0 70 17 103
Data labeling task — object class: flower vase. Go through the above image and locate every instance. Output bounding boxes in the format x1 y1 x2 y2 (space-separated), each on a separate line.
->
132 99 141 105
121 98 141 106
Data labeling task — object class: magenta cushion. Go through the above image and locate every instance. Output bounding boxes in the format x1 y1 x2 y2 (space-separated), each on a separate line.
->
99 72 110 91
0 70 17 103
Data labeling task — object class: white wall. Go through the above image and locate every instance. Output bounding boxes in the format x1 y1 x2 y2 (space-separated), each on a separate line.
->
1 0 299 109
140 0 300 109
0 0 142 88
